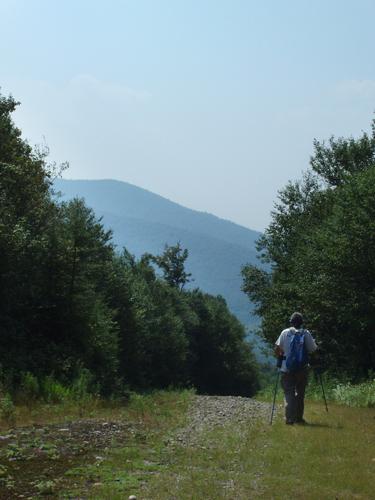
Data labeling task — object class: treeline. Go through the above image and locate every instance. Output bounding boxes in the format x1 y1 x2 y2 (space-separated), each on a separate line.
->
0 92 259 397
242 118 375 379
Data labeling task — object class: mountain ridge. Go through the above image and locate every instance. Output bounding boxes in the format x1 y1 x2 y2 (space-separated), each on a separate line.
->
54 178 261 333
54 179 260 250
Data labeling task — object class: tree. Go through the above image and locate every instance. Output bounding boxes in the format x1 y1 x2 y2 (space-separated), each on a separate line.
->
186 290 259 396
242 120 375 378
0 89 260 396
310 124 375 186
0 91 119 391
0 92 62 379
109 251 190 389
150 242 192 290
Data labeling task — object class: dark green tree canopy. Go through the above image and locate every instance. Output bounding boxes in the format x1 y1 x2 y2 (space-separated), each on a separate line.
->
310 123 375 186
150 242 192 290
1 90 259 397
242 119 375 378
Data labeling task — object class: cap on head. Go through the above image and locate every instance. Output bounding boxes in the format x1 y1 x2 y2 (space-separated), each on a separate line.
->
290 312 303 328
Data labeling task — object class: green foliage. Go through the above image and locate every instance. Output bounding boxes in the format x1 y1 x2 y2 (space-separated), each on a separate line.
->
71 368 95 400
243 119 375 378
0 89 259 399
42 377 70 404
109 248 260 395
150 242 192 290
259 371 375 408
0 95 119 391
0 394 16 425
35 480 56 495
20 372 40 401
186 290 260 396
310 126 375 186
332 379 375 408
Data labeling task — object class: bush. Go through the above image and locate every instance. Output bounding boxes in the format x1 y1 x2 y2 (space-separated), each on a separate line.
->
71 369 98 417
257 371 375 408
333 379 375 408
308 374 375 408
20 372 40 401
71 368 95 400
306 373 340 402
42 377 70 403
0 394 16 426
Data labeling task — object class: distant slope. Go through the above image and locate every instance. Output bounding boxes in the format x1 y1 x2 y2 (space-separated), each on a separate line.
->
54 179 261 328
54 179 259 249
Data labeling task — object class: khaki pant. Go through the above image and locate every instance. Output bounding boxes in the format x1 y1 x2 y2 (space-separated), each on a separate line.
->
281 369 308 423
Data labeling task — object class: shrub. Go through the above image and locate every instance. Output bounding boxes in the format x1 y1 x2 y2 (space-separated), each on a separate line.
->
0 394 16 426
20 372 40 401
42 377 70 403
306 373 340 402
333 379 375 408
257 372 375 408
71 369 98 417
71 368 95 400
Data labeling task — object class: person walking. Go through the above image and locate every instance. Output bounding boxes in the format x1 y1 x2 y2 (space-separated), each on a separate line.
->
275 312 317 425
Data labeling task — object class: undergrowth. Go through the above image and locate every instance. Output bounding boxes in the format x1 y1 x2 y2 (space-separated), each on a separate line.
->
258 370 375 408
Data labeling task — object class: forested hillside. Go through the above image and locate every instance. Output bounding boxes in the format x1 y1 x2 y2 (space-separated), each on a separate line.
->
54 179 261 328
242 120 375 379
0 91 260 398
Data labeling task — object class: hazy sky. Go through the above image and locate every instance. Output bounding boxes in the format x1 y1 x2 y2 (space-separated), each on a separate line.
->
1 0 375 230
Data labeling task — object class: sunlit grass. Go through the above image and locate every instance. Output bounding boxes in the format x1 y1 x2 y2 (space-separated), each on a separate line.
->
61 390 193 499
0 397 118 430
142 402 375 499
257 371 375 408
2 390 374 499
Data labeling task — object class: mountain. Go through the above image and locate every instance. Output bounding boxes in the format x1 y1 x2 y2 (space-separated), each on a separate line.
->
53 179 262 333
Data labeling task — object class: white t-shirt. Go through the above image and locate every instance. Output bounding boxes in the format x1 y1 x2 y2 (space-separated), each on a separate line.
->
275 327 317 372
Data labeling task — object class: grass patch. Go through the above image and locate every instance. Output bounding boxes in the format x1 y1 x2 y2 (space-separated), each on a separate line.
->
141 402 375 499
61 390 193 499
333 379 375 407
1 390 374 498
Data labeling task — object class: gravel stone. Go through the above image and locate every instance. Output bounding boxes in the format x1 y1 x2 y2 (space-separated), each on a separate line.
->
171 395 272 447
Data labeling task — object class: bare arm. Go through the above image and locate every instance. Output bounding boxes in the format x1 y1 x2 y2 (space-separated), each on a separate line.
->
275 345 284 357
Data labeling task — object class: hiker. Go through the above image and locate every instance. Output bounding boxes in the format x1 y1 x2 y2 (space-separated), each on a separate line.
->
275 312 317 425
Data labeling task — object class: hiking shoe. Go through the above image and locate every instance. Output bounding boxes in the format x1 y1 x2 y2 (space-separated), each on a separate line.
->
285 420 294 425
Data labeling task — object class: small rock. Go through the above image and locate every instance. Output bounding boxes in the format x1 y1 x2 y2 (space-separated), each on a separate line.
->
129 496 137 500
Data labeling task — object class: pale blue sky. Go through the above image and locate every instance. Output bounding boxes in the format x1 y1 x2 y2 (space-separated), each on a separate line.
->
1 0 375 230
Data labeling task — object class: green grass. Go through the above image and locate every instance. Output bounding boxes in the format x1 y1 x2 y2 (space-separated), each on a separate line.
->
258 372 375 408
57 391 375 499
2 388 374 498
332 379 375 407
0 396 108 430
140 402 375 500
61 390 193 499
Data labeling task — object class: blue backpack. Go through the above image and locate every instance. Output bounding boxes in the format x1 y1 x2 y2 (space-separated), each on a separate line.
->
286 330 309 372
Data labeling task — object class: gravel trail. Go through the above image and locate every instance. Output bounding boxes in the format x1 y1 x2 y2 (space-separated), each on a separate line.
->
172 395 272 447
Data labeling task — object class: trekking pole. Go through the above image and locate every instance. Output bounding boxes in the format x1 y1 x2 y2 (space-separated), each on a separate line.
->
270 357 283 425
318 371 328 412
